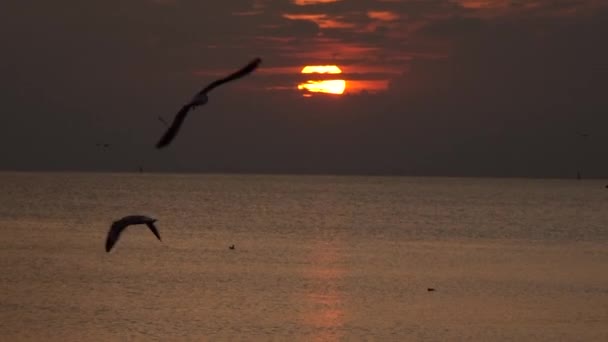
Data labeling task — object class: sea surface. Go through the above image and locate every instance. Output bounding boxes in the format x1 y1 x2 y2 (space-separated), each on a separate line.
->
0 172 607 341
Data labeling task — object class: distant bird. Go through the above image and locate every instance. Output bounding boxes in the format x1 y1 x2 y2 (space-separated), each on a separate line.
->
155 57 262 149
96 143 111 149
229 244 235 250
427 288 436 292
105 215 161 252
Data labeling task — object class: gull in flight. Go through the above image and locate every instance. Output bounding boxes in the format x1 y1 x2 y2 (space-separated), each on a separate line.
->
155 57 262 149
105 215 162 252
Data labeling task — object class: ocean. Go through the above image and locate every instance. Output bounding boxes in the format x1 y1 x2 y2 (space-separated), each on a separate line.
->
1 172 607 341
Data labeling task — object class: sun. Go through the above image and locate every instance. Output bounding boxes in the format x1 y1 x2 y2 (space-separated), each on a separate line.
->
301 65 342 74
298 65 346 95
298 80 346 95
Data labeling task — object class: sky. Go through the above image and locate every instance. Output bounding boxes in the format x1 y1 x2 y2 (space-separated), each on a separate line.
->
1 0 607 177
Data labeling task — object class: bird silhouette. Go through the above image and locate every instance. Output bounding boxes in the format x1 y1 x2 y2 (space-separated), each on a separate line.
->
155 57 262 149
105 215 161 252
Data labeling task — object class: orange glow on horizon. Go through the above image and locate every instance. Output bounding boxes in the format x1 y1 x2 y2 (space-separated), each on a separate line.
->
298 80 346 94
301 65 342 74
454 0 510 9
297 64 389 95
299 65 345 95
367 10 400 21
282 13 354 29
293 0 342 5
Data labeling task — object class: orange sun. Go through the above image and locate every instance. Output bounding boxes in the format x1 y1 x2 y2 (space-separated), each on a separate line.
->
298 65 346 95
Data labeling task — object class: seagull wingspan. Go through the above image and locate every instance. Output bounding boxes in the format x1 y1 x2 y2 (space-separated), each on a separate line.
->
155 104 194 149
145 222 162 241
105 221 127 252
198 57 262 95
154 57 261 149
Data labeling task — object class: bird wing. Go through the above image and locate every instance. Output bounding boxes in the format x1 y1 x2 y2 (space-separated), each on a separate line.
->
105 221 128 252
197 57 262 95
155 104 194 149
155 58 261 149
145 222 162 241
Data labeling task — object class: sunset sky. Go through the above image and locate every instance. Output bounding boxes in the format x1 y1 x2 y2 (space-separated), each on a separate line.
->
1 0 607 177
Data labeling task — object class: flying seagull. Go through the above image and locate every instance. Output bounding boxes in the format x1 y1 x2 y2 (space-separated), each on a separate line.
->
105 215 161 252
155 57 262 149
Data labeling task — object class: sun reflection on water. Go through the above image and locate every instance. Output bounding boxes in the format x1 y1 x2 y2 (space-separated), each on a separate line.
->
299 242 347 341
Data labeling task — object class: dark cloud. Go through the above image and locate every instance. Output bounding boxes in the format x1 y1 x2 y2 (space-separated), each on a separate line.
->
386 6 608 176
418 16 485 38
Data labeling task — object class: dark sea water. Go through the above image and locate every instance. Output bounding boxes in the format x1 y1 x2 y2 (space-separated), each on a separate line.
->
1 172 607 341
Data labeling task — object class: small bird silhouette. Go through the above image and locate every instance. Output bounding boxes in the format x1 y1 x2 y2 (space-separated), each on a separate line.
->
229 244 235 250
105 215 161 252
